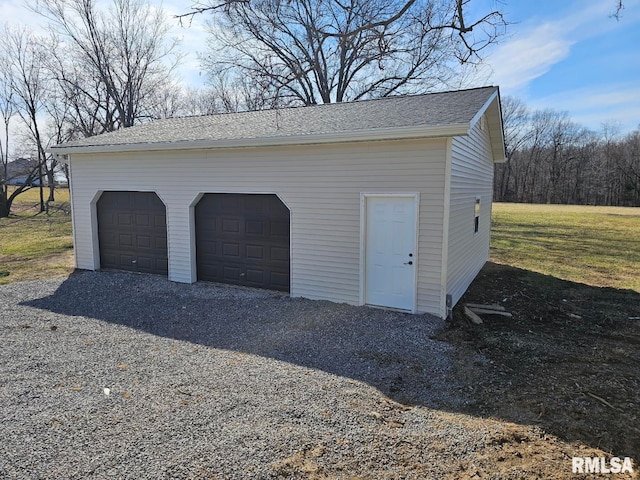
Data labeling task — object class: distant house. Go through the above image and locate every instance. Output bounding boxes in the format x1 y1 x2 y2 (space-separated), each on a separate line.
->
51 87 506 318
4 158 44 186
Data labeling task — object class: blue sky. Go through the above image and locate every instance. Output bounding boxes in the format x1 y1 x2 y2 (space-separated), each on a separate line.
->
473 0 640 132
1 0 639 133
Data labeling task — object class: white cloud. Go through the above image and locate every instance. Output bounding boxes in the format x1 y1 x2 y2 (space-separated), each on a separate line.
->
479 22 573 91
475 0 640 93
529 84 640 131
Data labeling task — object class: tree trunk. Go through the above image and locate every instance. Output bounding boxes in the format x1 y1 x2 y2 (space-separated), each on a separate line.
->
38 162 45 213
47 169 55 202
0 194 9 218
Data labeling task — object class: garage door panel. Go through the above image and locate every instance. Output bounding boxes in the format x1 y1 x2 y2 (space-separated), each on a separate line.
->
118 233 134 247
135 214 150 227
199 242 218 256
198 262 219 279
99 232 117 247
246 245 264 260
271 246 289 262
136 235 151 249
97 191 168 276
155 236 167 250
270 221 289 237
156 258 168 272
136 256 153 270
270 272 290 290
222 196 240 210
154 215 166 228
222 242 241 257
101 253 117 266
117 213 133 225
222 218 241 233
100 212 116 226
196 223 216 236
222 264 242 282
245 268 264 285
246 220 264 235
119 254 135 266
243 196 263 211
196 193 290 292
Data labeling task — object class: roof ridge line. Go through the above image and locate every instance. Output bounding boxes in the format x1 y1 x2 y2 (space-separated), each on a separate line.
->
152 86 499 122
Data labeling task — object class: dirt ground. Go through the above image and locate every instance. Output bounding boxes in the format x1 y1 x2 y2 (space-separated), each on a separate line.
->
437 262 640 476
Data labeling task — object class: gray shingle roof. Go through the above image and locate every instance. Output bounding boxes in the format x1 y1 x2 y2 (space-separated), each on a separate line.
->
53 86 498 151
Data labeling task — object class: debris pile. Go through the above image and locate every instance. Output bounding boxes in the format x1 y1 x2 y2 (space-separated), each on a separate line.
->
463 303 512 325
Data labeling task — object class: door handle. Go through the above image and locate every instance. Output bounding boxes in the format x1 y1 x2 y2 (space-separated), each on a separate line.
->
404 261 413 265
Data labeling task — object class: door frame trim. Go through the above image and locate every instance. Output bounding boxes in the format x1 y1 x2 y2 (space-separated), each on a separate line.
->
359 192 420 313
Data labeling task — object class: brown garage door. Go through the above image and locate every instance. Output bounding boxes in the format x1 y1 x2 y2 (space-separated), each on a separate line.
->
97 191 168 275
195 193 290 292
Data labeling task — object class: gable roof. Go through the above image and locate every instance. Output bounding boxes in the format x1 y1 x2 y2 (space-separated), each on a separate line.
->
51 86 505 162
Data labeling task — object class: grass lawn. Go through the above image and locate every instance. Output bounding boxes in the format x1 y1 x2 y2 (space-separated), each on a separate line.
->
491 203 640 292
0 187 74 284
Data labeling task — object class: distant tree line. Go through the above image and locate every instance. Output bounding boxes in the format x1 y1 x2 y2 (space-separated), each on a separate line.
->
495 96 640 207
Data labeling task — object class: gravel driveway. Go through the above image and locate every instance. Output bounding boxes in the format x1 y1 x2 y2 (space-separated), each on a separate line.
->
1 271 505 479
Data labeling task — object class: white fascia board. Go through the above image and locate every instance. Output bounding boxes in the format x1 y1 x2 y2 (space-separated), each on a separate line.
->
468 89 507 163
468 90 499 128
48 123 470 156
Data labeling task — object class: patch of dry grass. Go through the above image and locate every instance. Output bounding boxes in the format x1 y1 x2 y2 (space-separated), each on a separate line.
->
491 203 640 292
0 187 73 284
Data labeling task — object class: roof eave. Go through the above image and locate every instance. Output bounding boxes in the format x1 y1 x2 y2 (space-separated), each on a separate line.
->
468 88 507 163
49 123 470 156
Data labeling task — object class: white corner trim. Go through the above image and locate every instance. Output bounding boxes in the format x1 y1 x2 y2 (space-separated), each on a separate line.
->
88 190 104 270
440 138 453 318
67 163 79 270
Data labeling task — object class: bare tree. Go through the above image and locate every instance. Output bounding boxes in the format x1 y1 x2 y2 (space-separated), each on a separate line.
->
204 73 281 112
494 96 531 201
34 0 181 132
43 75 79 187
198 0 507 106
146 77 281 119
146 83 191 120
611 130 640 202
0 27 50 214
0 50 16 218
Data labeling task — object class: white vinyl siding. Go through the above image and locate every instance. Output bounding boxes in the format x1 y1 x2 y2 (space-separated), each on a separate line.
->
68 138 447 315
446 118 494 306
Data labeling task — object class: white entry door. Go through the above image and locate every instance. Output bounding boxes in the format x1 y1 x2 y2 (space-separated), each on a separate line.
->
364 195 417 311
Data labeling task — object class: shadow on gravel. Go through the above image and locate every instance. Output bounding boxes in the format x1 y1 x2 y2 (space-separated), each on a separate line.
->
22 266 640 460
22 270 466 410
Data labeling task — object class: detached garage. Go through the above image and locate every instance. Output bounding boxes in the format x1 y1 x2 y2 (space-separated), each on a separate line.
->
51 86 506 318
